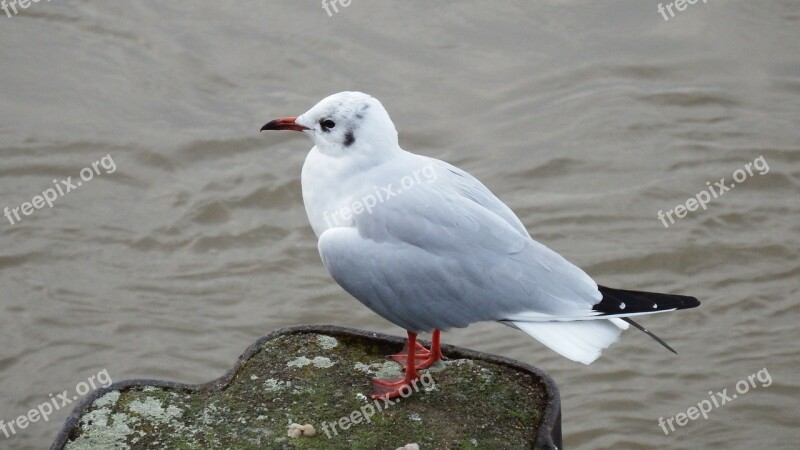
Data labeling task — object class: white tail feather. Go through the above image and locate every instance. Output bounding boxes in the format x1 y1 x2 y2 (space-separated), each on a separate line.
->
609 317 630 330
512 319 623 365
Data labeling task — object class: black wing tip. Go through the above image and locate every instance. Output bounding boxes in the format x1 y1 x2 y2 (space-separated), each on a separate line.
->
667 294 700 311
594 285 701 316
684 296 701 309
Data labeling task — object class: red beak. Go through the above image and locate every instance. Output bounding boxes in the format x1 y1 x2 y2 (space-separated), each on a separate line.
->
260 117 308 132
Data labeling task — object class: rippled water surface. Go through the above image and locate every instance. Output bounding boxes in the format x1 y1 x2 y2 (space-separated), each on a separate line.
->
1 1 798 449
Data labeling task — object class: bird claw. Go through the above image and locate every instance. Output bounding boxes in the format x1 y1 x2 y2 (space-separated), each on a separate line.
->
369 330 443 399
388 340 442 370
388 341 430 360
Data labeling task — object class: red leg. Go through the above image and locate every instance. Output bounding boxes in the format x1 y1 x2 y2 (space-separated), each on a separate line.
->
388 338 431 365
371 330 421 399
422 328 444 368
389 329 444 369
372 330 446 398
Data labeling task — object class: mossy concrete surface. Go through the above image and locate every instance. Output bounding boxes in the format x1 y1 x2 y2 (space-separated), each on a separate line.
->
52 326 561 450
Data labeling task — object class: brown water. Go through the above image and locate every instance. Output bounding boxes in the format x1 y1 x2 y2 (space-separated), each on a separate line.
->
1 1 798 449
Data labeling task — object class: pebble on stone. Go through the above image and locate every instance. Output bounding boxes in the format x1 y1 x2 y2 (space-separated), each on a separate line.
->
397 443 420 450
287 423 316 438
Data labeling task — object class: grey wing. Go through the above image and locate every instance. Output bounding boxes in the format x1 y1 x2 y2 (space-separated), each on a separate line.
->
428 158 531 238
317 171 601 333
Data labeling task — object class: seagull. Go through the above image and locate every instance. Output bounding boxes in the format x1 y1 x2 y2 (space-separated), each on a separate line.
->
261 91 700 399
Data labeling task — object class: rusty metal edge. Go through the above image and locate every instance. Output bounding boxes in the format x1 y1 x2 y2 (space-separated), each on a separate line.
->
51 325 562 450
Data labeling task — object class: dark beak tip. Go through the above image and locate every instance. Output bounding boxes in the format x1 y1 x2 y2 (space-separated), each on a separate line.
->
260 117 306 133
260 119 282 132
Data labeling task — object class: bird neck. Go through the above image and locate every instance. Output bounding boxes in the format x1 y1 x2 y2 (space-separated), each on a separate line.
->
300 147 404 237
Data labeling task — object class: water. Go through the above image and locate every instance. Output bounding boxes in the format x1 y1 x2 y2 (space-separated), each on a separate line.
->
1 1 798 448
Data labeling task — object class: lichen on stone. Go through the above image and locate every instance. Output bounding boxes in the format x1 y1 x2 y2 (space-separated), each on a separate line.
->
91 391 120 409
288 355 335 369
65 407 135 450
60 332 550 449
263 378 291 392
354 360 403 379
316 334 339 350
128 396 183 424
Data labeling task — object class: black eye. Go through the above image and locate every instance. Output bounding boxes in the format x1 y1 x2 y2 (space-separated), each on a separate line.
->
320 119 336 131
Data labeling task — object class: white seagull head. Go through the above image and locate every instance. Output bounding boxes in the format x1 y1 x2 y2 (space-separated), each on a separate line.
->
261 91 399 159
